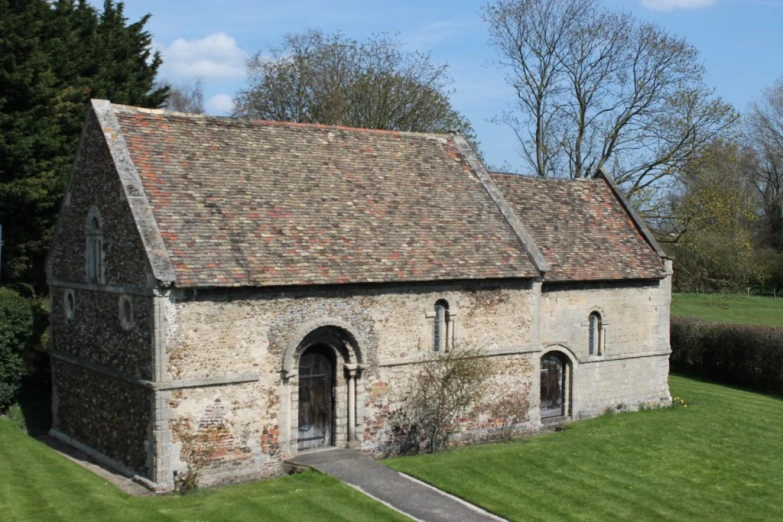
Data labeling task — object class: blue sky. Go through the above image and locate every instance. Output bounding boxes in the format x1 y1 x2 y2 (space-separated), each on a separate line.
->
105 0 783 170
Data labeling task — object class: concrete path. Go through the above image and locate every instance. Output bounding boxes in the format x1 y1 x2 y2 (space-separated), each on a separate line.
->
288 449 505 522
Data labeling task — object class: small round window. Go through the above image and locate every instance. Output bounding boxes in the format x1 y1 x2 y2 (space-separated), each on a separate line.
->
64 290 76 320
119 295 134 330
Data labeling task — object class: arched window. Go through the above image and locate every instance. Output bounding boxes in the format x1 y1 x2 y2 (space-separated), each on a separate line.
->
119 295 134 330
85 208 104 283
588 312 602 356
433 299 450 352
64 289 76 321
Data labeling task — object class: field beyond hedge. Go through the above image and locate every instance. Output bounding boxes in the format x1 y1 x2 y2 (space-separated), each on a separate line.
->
671 292 783 326
386 376 783 521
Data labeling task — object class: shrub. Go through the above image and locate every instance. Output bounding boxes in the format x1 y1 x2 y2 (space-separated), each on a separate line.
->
670 316 783 394
0 288 34 411
388 347 494 454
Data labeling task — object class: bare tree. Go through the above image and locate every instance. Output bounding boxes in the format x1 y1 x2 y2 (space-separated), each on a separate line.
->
163 79 205 114
746 76 783 251
233 30 477 146
483 0 737 198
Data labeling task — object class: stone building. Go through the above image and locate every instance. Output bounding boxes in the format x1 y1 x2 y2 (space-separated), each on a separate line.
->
47 100 672 492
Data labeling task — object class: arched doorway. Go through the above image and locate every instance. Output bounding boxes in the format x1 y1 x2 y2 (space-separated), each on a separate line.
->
540 352 568 419
280 322 364 455
297 345 335 451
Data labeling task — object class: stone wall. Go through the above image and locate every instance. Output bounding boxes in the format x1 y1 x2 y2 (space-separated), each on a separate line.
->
163 281 534 381
539 270 672 417
364 352 537 455
47 110 158 482
50 287 154 379
52 361 152 476
48 110 151 287
164 381 281 487
572 355 671 418
156 280 536 486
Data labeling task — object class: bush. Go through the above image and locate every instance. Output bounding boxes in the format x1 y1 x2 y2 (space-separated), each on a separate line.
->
0 288 34 411
387 347 494 454
670 316 783 394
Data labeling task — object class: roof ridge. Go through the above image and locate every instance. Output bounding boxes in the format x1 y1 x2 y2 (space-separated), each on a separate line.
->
102 99 452 140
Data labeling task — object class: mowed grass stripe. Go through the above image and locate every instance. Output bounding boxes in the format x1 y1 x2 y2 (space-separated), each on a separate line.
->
0 420 408 522
386 376 783 521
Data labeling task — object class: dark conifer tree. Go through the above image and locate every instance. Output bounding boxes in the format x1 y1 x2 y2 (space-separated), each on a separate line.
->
0 0 166 291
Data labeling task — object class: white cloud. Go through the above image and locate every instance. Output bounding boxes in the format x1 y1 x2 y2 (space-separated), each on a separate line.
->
641 0 718 10
206 94 235 115
158 33 248 80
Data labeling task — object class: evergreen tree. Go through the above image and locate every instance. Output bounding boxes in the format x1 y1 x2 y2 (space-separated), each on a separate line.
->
0 0 166 291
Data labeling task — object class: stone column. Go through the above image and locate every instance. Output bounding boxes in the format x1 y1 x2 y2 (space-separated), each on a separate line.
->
344 364 358 444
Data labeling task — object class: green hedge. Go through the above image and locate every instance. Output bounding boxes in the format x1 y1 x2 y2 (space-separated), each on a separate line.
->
670 316 783 394
0 288 34 411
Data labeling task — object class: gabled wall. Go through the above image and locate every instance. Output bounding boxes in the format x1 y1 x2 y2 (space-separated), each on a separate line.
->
48 107 158 483
48 110 151 287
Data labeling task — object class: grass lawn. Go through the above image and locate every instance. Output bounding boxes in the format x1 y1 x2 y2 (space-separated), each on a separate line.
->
0 422 407 522
671 292 783 327
386 376 783 521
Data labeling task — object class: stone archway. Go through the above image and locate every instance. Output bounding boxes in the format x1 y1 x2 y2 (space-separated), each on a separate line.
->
279 322 364 455
539 347 576 420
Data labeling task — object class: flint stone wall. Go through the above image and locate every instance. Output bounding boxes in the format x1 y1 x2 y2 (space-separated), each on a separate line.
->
157 281 536 486
51 287 154 378
48 110 151 287
52 361 152 475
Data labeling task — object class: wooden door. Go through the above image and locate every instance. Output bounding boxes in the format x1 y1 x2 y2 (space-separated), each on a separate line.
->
298 347 334 450
540 354 565 418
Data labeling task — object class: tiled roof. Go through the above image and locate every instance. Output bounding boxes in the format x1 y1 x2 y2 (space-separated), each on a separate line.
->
491 173 665 281
109 104 540 287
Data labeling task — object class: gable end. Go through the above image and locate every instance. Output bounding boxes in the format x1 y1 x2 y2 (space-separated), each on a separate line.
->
91 100 175 286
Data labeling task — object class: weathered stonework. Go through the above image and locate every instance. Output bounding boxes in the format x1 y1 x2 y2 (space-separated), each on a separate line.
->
47 110 152 287
47 106 161 485
538 265 672 417
50 287 154 378
152 280 537 488
52 361 152 475
46 100 673 493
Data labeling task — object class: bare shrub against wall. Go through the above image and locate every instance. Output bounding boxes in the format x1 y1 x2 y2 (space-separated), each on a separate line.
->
388 347 494 454
171 419 220 493
486 379 531 441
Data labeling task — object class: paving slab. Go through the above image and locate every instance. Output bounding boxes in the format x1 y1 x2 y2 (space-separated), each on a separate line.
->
288 449 505 522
